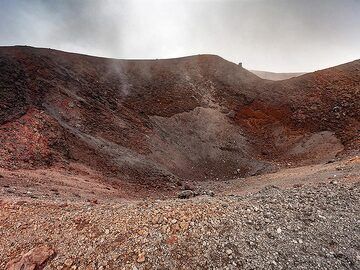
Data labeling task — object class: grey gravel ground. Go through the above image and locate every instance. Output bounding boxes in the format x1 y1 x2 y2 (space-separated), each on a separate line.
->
1 182 359 269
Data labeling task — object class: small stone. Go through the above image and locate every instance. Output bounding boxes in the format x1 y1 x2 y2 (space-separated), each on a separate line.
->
167 235 178 245
183 183 195 190
206 190 215 197
152 215 159 224
138 228 148 236
105 229 110 234
179 220 189 230
178 190 195 199
276 227 282 234
172 223 180 232
161 225 168 233
64 258 73 267
137 252 146 263
85 264 95 270
264 212 271 218
226 249 233 255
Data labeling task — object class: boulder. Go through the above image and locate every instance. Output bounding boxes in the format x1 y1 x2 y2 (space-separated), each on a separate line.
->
6 244 55 270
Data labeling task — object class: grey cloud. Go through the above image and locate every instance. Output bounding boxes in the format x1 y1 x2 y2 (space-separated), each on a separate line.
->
1 0 359 72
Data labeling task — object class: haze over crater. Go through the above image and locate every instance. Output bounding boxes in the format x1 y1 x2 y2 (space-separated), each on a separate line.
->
1 0 360 72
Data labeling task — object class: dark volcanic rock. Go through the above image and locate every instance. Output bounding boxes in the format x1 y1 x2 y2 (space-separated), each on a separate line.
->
178 190 195 199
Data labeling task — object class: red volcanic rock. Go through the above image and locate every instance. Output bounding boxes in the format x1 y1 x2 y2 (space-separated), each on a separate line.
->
6 244 55 270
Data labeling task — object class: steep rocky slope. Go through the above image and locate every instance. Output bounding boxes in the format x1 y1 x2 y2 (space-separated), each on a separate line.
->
0 46 358 188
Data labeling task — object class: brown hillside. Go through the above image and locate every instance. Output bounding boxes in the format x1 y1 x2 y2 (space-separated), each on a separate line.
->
0 46 359 187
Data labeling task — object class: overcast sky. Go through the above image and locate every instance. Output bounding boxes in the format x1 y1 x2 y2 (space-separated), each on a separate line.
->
1 0 360 72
